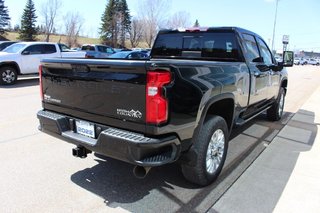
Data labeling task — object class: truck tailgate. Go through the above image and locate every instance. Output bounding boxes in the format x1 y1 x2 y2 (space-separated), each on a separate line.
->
41 58 147 126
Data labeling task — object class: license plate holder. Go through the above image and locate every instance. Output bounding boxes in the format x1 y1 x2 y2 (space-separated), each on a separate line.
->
75 120 95 138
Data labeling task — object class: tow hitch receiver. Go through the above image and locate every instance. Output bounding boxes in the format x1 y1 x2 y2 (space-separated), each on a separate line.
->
72 146 92 158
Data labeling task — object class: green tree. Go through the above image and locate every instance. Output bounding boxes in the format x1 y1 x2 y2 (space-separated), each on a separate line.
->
193 19 200 27
100 0 131 47
100 0 117 45
0 0 10 35
19 0 38 41
118 0 131 47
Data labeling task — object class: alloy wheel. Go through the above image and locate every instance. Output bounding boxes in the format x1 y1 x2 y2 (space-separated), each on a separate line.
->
2 69 16 84
206 129 225 174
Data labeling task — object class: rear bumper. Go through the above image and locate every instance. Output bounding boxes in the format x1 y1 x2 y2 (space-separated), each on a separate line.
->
37 110 181 167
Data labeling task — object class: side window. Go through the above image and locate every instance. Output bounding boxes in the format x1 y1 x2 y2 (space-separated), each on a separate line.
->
242 34 260 62
43 44 57 54
24 45 43 55
97 46 105 52
257 38 273 65
81 45 95 51
106 48 114 54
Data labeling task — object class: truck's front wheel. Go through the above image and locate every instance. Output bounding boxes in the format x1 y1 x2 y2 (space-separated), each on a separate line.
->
181 116 228 186
267 87 285 121
0 67 18 85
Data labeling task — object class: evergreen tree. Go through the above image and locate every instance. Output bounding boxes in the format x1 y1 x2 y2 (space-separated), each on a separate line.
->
118 0 131 47
0 0 10 35
19 0 38 41
100 0 117 46
100 0 131 47
193 19 200 27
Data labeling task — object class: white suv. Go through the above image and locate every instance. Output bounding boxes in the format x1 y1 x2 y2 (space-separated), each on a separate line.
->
0 42 85 85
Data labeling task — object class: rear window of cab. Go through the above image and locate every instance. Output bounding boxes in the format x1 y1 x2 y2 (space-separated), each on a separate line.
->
152 32 242 62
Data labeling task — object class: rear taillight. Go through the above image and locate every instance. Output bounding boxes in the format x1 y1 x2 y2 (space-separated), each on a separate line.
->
146 71 171 124
39 65 43 101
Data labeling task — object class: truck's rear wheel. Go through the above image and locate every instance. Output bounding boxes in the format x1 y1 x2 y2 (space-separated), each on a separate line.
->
181 116 228 186
0 67 18 85
267 87 285 121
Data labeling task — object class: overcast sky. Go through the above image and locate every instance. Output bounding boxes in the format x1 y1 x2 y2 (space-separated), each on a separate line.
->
6 0 320 52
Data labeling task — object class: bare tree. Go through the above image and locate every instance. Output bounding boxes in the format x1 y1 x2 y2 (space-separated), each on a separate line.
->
138 0 171 47
64 12 84 47
129 18 144 48
167 11 191 29
40 0 62 42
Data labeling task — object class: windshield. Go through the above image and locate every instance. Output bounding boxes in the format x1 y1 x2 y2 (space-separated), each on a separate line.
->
3 43 27 53
59 44 71 52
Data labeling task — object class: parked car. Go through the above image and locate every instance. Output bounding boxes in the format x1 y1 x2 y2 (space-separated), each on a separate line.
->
300 58 308 65
108 51 149 59
306 58 319 66
294 58 307 65
294 58 300 65
0 42 85 85
37 27 293 186
0 41 18 51
81 44 115 58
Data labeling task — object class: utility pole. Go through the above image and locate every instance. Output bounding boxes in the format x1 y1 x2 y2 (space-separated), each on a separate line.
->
271 0 279 52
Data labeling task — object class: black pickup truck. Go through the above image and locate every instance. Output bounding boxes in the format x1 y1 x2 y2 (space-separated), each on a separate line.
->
37 27 293 186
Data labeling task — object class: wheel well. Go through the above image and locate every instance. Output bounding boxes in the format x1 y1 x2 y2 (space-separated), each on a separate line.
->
205 98 234 131
0 63 21 74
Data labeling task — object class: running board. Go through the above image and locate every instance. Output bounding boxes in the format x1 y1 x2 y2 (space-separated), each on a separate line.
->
235 105 272 126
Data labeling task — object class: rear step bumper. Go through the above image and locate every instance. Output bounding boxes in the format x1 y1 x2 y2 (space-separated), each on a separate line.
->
37 110 181 167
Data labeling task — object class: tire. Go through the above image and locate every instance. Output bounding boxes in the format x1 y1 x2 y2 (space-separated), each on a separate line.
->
181 116 229 186
267 87 285 121
0 66 18 85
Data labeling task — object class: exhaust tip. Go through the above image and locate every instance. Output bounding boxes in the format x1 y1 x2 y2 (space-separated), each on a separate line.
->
133 166 151 179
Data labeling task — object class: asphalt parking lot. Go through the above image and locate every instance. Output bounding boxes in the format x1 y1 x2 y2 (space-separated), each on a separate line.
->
1 66 320 213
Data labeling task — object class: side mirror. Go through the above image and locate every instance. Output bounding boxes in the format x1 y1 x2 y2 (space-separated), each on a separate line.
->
22 51 30 55
282 51 294 67
252 57 263 63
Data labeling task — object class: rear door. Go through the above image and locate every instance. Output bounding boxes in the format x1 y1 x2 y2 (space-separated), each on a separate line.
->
242 34 270 106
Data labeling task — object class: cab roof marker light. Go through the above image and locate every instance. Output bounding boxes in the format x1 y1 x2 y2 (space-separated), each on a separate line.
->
185 27 209 32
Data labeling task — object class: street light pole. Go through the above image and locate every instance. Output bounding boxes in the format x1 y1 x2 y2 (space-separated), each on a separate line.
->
271 0 279 52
